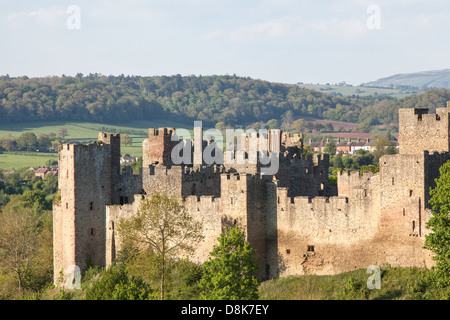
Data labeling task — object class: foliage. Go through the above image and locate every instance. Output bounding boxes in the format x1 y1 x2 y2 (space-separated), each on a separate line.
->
199 227 259 300
1 74 448 131
424 160 450 287
117 192 203 299
83 265 153 300
259 266 450 300
0 196 53 296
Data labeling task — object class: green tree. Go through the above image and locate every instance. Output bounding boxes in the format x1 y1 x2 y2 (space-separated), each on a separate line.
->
58 127 69 140
324 142 336 155
372 138 397 163
332 155 344 169
84 265 153 300
17 132 37 152
424 160 450 287
266 119 280 130
37 133 52 149
121 134 133 146
199 227 259 300
0 200 41 293
117 192 203 300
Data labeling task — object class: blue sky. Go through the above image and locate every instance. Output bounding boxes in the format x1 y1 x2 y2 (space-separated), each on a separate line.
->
0 0 448 85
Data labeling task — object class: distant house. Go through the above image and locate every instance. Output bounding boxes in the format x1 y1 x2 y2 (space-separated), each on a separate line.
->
32 166 58 179
305 136 397 155
120 155 139 165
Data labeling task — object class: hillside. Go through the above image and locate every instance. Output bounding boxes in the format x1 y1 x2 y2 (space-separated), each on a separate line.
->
0 74 449 135
362 69 450 90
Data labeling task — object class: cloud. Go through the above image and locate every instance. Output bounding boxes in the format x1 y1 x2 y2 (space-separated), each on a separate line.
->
6 6 67 28
228 15 305 42
310 17 368 39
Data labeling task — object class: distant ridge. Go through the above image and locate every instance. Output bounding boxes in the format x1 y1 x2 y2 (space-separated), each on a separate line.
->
361 69 450 90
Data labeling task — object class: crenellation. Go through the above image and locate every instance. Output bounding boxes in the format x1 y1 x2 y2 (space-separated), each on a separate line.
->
54 101 450 286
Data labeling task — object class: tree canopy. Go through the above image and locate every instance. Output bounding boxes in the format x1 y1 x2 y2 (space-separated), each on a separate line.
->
424 160 450 287
199 227 259 300
1 74 447 130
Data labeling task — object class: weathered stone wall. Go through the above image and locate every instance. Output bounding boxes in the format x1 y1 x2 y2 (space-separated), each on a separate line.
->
105 193 223 268
398 104 450 155
55 103 450 285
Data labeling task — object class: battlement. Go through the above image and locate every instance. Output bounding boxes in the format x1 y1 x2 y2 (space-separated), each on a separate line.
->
183 194 216 204
148 127 175 137
399 102 450 155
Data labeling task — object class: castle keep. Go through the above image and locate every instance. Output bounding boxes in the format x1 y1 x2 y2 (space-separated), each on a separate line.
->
53 102 450 284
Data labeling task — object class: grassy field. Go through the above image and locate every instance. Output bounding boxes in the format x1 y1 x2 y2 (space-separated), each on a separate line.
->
258 265 449 300
0 119 192 169
297 83 424 98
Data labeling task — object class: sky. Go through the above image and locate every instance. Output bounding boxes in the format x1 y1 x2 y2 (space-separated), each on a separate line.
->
0 0 448 85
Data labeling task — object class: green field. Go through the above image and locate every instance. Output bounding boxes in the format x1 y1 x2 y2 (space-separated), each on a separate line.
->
297 83 424 98
0 119 192 169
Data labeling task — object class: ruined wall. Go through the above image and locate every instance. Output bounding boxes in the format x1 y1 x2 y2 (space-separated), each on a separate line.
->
398 104 450 155
105 193 223 268
275 179 379 277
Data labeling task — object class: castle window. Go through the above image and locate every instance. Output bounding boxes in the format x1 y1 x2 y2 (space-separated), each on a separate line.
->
409 190 413 197
436 114 441 121
231 197 234 205
90 228 94 236
412 220 416 232
89 202 94 211
392 177 395 185
402 208 406 216
320 183 325 190
66 203 68 209
307 245 315 252
286 249 290 255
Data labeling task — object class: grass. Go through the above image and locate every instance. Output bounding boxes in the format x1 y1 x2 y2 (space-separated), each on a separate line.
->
258 266 450 300
297 83 424 99
0 151 58 170
0 119 194 169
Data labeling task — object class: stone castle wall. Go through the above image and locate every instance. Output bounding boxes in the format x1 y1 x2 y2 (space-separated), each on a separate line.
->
398 103 450 155
54 102 450 285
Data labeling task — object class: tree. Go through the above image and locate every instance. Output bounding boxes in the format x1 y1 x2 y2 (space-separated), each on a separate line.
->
117 192 203 300
37 133 52 150
424 160 450 287
17 132 37 152
324 142 336 155
266 119 280 130
372 138 397 163
121 134 133 146
0 201 41 293
58 127 69 140
84 265 153 300
199 227 259 300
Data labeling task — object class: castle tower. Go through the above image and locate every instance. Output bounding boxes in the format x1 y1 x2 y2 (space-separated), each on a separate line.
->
145 127 176 165
53 134 119 285
398 102 450 155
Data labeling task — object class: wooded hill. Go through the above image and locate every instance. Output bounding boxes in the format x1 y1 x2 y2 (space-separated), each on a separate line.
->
0 74 449 130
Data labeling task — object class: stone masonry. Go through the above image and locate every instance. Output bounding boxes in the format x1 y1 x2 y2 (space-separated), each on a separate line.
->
53 102 450 284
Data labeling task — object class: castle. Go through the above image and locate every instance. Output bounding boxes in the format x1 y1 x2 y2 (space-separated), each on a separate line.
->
53 102 450 284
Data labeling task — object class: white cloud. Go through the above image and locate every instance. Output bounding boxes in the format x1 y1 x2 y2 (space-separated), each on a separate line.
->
228 15 305 42
310 17 368 39
6 6 67 28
